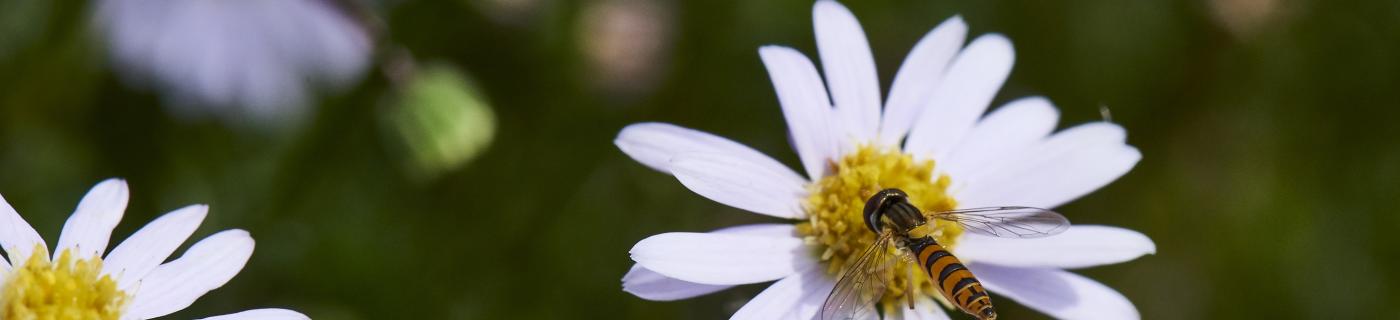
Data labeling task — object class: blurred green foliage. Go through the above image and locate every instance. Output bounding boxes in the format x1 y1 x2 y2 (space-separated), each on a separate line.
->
0 0 1398 319
384 63 497 180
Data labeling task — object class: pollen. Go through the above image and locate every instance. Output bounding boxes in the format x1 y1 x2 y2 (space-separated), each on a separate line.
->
2 246 128 320
797 145 961 307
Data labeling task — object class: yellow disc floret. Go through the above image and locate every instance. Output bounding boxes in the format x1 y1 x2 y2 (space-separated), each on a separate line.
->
797 145 961 307
2 246 128 320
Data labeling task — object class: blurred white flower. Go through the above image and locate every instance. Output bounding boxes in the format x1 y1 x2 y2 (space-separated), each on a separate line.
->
617 1 1153 319
94 0 373 122
1209 0 1288 39
0 179 305 319
579 0 673 101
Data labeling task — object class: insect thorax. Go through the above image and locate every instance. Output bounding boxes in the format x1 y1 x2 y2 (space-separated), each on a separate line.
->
882 199 927 233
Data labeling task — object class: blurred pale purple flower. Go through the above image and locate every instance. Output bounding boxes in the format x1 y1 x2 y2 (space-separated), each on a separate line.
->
95 0 373 122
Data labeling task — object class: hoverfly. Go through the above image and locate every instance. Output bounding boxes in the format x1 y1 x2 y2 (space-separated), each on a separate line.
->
819 188 1070 320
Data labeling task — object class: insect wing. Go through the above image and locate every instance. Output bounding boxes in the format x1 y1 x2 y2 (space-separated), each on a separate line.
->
819 231 896 320
934 206 1070 238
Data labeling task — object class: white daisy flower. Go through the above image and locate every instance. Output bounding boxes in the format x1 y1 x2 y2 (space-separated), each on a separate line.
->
617 1 1154 319
93 0 372 122
0 179 306 320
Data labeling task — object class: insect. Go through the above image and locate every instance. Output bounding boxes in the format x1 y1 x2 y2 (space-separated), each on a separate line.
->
819 188 1071 320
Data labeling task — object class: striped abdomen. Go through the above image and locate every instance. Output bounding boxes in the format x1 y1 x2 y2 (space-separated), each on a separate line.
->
911 237 996 320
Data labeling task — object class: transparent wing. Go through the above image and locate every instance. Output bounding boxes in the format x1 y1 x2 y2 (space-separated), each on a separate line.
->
933 206 1070 238
819 231 896 320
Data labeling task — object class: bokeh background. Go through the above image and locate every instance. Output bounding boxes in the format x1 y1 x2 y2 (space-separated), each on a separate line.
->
2 0 1398 319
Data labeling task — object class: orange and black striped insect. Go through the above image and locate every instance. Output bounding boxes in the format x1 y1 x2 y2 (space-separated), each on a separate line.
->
819 188 1070 320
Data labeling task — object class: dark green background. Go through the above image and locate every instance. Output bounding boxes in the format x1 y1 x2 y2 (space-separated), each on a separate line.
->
1 0 1397 318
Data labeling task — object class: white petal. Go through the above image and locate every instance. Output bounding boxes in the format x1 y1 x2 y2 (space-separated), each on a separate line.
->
958 122 1124 185
879 16 967 146
126 229 255 319
56 179 129 260
955 123 1140 209
971 263 1139 320
731 265 834 320
630 231 810 285
940 97 1058 186
615 122 796 176
670 152 807 219
622 265 732 301
0 193 46 268
813 0 881 143
956 225 1154 269
104 205 209 290
709 223 801 238
196 308 309 320
622 224 797 301
904 35 1015 161
759 46 839 179
888 296 951 320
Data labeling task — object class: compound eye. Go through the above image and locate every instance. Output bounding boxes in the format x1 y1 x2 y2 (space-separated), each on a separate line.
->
862 197 883 232
862 189 904 232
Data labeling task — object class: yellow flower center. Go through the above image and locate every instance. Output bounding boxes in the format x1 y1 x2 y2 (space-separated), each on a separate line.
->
797 145 961 307
2 246 128 320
